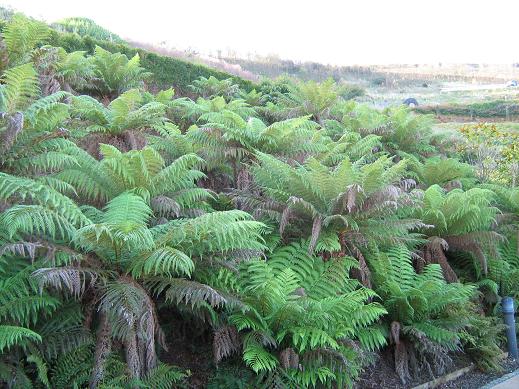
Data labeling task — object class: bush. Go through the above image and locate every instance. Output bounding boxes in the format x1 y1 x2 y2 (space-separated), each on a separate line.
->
368 246 476 383
415 100 519 119
215 241 386 388
339 84 365 100
52 17 125 43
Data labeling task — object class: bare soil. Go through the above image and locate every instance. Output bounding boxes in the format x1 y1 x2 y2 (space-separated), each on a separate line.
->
438 357 519 389
356 350 514 389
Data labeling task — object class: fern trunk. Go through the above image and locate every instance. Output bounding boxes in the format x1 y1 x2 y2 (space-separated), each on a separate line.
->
89 313 112 389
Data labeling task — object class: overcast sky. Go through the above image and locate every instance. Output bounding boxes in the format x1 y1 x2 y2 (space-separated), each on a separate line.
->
3 0 518 65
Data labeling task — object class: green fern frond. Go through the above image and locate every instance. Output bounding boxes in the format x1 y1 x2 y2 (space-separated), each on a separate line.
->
130 246 195 278
1 63 40 112
2 13 50 67
90 46 150 98
138 363 187 389
0 325 41 352
242 340 278 373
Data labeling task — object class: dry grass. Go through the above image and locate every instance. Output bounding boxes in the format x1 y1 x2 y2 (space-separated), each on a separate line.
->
126 39 260 82
370 63 519 83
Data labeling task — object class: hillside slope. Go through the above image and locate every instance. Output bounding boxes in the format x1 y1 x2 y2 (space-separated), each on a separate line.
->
0 9 256 94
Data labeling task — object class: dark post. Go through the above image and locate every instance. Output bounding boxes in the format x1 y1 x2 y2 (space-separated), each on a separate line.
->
502 297 518 359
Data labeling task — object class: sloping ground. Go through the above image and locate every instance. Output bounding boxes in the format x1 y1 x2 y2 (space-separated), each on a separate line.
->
0 15 257 95
52 17 125 43
47 32 257 94
127 39 260 82
47 13 259 83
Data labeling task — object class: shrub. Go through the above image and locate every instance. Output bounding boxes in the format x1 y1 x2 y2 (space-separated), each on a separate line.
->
458 123 519 186
368 246 476 383
214 241 387 388
52 17 125 43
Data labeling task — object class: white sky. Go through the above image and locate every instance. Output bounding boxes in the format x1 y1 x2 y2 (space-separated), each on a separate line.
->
2 0 518 65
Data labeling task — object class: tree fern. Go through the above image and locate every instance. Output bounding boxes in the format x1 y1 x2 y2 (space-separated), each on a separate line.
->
415 184 502 281
1 13 49 67
0 64 79 175
417 157 475 189
276 78 339 124
190 75 240 100
215 241 386 388
32 190 264 384
57 144 210 220
236 151 422 286
70 89 168 136
0 12 514 389
0 173 88 231
368 245 476 383
89 46 150 99
333 102 439 157
0 62 40 112
55 50 96 92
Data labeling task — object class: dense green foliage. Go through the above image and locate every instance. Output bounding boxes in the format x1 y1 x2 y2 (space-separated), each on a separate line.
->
52 17 125 44
0 12 518 389
216 242 386 387
0 14 255 95
368 246 475 382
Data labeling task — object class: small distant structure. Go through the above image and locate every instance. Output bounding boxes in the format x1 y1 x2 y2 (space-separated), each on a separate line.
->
506 80 518 87
403 97 419 107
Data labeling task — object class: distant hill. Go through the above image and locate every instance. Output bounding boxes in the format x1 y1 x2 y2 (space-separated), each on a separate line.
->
224 56 371 83
52 17 125 43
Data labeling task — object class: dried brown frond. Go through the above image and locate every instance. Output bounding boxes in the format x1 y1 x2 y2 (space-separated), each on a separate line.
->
400 178 417 191
139 291 159 374
424 237 458 282
346 184 362 212
308 216 322 253
279 206 292 236
280 347 299 369
444 180 462 191
236 167 252 191
0 241 43 261
445 231 504 275
346 244 372 288
390 321 401 344
122 129 147 151
33 267 99 298
151 195 181 218
213 325 240 365
357 121 393 137
79 133 130 159
301 347 349 367
0 112 24 153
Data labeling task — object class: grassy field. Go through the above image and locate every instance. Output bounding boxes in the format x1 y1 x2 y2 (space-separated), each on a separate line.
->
366 82 519 107
436 121 519 132
225 56 519 119
351 66 519 108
